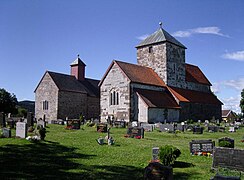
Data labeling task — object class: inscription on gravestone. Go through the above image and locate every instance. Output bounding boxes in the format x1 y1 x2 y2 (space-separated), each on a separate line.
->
189 140 215 154
16 122 27 138
3 128 11 138
152 147 160 161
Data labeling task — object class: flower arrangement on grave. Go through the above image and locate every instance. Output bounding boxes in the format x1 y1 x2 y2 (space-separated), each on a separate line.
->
135 135 141 139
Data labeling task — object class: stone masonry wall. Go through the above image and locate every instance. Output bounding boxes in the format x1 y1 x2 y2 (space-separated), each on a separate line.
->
35 73 58 121
179 102 222 121
137 42 186 89
58 91 87 120
87 96 100 119
100 63 130 122
186 81 210 93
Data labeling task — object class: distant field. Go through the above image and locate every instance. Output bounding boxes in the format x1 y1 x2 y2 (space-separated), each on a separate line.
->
0 124 244 179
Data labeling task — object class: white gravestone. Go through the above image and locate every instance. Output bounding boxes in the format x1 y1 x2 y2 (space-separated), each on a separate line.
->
16 122 27 138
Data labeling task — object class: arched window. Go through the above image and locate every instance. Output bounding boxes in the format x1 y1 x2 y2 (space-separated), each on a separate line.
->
110 90 119 105
43 100 49 110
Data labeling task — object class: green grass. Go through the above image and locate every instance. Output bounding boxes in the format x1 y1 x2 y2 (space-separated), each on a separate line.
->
0 124 244 179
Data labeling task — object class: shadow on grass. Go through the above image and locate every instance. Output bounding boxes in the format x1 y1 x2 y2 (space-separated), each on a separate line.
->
0 141 144 179
0 141 94 179
173 161 195 168
173 172 192 180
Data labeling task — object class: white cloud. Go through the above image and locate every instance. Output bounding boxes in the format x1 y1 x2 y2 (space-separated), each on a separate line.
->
221 96 241 113
172 26 229 38
137 34 149 40
222 50 244 61
211 83 221 94
222 78 244 91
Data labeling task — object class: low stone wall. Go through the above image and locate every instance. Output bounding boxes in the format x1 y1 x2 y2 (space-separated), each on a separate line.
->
212 147 244 172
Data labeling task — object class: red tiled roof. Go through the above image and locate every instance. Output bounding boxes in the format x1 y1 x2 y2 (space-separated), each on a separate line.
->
168 86 222 105
135 88 180 109
185 64 211 85
99 60 166 87
116 61 166 87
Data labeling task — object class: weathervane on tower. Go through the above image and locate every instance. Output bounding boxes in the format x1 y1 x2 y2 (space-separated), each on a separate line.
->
159 22 163 28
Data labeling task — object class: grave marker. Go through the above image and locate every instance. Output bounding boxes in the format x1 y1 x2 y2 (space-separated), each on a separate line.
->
37 120 46 128
193 126 203 134
2 128 11 138
27 112 34 127
97 123 108 133
66 120 80 130
126 127 144 138
189 139 215 155
152 147 160 161
16 122 27 138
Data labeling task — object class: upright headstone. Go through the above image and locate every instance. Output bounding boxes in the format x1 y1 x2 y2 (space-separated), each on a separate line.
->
16 122 27 138
0 112 6 127
152 147 160 161
2 128 11 138
43 114 46 122
27 112 34 127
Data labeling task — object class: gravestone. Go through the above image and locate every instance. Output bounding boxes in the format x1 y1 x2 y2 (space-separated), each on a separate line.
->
27 112 34 127
16 122 27 138
126 127 144 138
193 126 203 134
189 139 215 155
0 112 6 127
208 126 219 132
152 147 160 161
141 123 153 132
219 137 234 148
2 128 11 138
66 120 80 130
114 121 126 128
97 123 108 133
159 124 174 132
212 147 244 172
132 121 138 127
37 120 46 128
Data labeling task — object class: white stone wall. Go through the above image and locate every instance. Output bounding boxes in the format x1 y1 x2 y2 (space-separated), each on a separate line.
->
138 95 148 122
35 73 59 121
100 63 130 122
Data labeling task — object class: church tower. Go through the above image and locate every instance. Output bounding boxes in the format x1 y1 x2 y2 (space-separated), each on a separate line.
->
70 55 86 81
136 23 187 88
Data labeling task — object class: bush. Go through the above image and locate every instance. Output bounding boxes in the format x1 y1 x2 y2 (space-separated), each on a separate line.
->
219 140 232 148
159 145 181 166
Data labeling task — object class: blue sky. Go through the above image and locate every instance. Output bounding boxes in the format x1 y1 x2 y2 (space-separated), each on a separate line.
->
1 0 244 113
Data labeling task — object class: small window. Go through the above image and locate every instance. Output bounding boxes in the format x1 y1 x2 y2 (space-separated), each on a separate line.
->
149 46 153 53
110 90 119 105
43 100 48 110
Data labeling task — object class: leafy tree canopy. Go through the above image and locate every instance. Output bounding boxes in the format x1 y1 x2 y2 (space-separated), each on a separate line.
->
240 89 244 116
0 88 18 114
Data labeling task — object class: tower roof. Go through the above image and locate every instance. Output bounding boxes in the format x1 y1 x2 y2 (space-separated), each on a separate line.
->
136 26 186 49
70 55 86 66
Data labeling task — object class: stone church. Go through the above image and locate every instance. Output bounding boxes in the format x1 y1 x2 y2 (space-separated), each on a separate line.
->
99 25 222 123
35 56 100 121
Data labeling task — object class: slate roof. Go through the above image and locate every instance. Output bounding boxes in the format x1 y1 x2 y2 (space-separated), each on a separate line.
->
99 60 166 87
136 27 186 49
168 86 223 105
35 71 99 97
70 57 86 66
185 64 211 85
135 89 180 109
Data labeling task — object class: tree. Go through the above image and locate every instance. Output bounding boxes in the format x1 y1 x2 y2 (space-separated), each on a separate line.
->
240 89 244 117
0 88 18 114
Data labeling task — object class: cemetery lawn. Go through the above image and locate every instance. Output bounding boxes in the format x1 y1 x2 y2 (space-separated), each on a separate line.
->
1 125 244 179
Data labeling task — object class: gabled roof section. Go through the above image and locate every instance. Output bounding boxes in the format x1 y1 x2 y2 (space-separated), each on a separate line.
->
168 86 223 105
136 27 186 49
222 110 236 117
35 71 99 97
99 60 166 87
185 63 212 86
136 89 180 109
